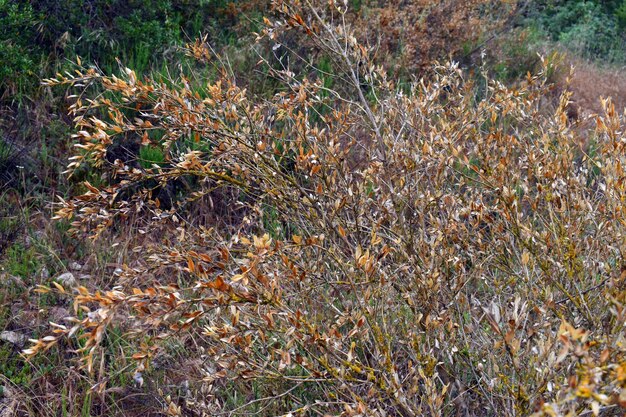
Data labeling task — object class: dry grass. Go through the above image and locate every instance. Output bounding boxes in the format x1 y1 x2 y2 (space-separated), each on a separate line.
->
559 55 626 118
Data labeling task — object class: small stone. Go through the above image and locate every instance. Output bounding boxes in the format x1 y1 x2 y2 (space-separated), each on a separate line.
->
133 371 144 388
40 267 50 280
10 304 37 328
69 262 83 271
48 307 71 323
0 384 18 416
55 272 77 288
0 331 28 348
4 275 24 287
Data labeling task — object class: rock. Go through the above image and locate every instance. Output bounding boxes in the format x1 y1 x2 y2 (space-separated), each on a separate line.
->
55 272 77 288
69 262 83 271
133 371 144 388
48 306 71 323
4 275 24 288
0 384 17 417
40 267 50 280
10 303 37 328
0 331 28 348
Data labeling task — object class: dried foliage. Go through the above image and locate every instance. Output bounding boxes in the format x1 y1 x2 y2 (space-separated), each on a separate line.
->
351 0 517 72
27 2 626 416
556 54 626 119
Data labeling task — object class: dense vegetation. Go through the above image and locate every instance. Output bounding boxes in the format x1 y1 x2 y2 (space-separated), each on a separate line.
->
1 1 626 416
531 0 626 61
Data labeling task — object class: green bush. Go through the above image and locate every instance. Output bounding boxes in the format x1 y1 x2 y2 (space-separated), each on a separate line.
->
533 0 626 62
1 0 258 96
139 145 166 170
0 0 40 93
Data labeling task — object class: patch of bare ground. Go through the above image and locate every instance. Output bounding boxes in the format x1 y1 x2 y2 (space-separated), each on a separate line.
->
558 55 626 119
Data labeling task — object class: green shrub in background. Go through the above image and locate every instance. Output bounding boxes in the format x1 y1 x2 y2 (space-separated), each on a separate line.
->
139 145 166 170
532 0 626 62
37 0 188 69
0 0 40 95
1 0 259 97
617 1 626 28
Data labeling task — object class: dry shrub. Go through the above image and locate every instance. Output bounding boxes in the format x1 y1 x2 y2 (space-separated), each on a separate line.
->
256 0 516 82
27 2 626 416
352 0 516 72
